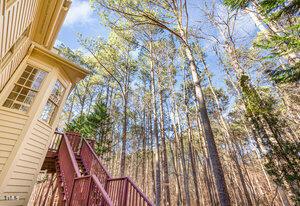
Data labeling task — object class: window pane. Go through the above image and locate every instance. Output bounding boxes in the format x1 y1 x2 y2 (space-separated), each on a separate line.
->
13 85 22 92
20 87 29 95
25 80 33 87
29 74 35 81
20 105 29 112
16 94 26 102
8 92 18 100
40 80 65 124
21 71 30 78
25 66 33 72
40 100 56 124
17 77 26 85
50 81 65 105
12 103 21 110
32 71 47 90
2 65 47 112
3 100 13 107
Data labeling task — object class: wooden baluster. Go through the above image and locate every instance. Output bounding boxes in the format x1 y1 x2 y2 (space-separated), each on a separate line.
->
131 185 134 206
127 183 130 206
134 186 137 206
118 180 121 205
140 193 142 206
110 181 114 204
118 180 122 205
129 185 132 206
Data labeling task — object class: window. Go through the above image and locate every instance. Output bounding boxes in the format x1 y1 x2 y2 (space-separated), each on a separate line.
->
40 80 65 124
3 66 47 112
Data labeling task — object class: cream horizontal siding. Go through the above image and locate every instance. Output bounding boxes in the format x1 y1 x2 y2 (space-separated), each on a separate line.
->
3 120 52 201
0 37 31 92
0 141 15 149
13 168 36 177
0 0 37 59
0 143 14 152
11 171 35 181
0 109 27 174
18 158 39 169
0 200 25 206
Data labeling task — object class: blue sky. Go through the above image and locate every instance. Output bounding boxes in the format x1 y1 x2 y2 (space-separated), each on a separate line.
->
56 0 259 90
56 0 108 50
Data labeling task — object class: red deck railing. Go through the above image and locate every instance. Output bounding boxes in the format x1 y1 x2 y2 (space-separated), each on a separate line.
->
57 134 81 204
66 132 82 154
59 133 113 206
107 177 153 206
70 175 113 206
49 132 153 206
80 138 111 186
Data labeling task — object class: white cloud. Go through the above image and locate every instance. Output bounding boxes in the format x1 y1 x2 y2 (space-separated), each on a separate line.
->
64 0 94 26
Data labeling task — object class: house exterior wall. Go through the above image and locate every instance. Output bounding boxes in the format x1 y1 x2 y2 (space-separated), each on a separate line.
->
0 54 72 205
0 0 71 94
0 0 38 60
0 0 40 97
0 36 31 91
0 1 86 205
0 108 28 175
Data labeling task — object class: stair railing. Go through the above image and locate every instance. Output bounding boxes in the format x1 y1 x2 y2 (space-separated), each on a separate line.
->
106 177 153 206
80 138 112 186
70 175 113 206
60 133 113 206
61 133 153 206
66 132 82 154
58 134 81 204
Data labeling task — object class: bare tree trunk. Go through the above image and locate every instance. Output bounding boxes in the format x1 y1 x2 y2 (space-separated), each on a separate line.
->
183 72 201 206
202 60 253 205
183 44 230 205
177 115 191 206
149 111 156 200
158 87 171 206
167 56 182 205
149 42 162 205
142 108 147 191
119 89 128 176
195 116 217 205
169 141 183 206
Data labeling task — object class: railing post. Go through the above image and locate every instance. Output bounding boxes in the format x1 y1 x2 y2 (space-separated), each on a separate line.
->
86 176 92 206
69 177 76 205
122 178 129 206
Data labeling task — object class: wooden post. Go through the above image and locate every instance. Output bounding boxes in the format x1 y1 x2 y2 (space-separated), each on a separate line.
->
86 176 93 206
69 177 75 205
122 178 129 206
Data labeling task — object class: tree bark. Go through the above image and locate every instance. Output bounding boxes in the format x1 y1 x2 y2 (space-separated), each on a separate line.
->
158 87 171 206
149 41 162 205
183 72 201 206
184 45 231 206
120 89 128 176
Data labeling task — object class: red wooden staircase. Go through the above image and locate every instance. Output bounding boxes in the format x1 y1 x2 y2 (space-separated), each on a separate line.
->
38 132 153 206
